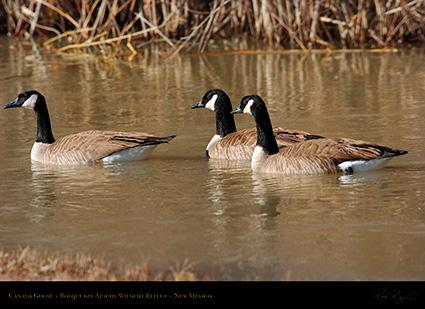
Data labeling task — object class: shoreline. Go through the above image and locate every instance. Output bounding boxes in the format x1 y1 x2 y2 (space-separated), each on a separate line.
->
0 246 206 281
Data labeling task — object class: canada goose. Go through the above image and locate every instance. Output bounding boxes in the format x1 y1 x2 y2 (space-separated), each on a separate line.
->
231 95 408 174
191 89 323 160
4 90 176 164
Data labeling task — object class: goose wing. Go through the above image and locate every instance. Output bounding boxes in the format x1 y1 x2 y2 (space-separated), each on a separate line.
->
218 127 323 149
279 137 407 162
45 130 175 164
273 127 324 148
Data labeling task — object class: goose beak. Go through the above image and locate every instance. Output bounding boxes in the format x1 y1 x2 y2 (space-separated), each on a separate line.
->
4 98 19 109
230 106 243 114
191 100 205 109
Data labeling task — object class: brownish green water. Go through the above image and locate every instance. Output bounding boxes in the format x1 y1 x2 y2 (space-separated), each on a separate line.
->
1 37 424 280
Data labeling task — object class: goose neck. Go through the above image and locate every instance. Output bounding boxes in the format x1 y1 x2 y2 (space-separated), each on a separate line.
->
252 106 279 155
34 97 55 144
215 105 237 137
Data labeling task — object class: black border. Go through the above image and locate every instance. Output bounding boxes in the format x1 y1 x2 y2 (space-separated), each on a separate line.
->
1 281 424 306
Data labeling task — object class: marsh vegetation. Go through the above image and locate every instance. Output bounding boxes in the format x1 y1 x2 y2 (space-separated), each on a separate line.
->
1 0 425 58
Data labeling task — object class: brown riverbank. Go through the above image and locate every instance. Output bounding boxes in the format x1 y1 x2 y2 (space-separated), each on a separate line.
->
0 247 206 281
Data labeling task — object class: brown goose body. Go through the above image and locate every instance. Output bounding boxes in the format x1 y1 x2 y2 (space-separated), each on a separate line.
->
232 95 408 175
207 126 323 160
31 130 175 164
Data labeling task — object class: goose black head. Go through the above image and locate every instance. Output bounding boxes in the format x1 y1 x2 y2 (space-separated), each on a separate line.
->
4 90 44 110
231 94 264 115
191 89 231 112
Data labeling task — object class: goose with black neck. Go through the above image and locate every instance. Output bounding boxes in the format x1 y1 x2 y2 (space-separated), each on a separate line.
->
4 90 176 165
191 89 323 160
231 95 408 174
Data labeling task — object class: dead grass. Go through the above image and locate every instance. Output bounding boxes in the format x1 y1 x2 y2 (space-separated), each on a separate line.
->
0 246 205 281
1 0 425 58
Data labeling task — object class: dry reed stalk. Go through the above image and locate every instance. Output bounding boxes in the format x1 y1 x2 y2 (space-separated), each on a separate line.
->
56 23 168 52
310 0 321 43
197 0 220 52
271 11 308 52
170 0 231 57
2 0 425 56
35 0 80 28
136 11 174 46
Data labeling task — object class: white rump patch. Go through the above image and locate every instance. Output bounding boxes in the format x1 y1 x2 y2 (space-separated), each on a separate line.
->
338 157 392 173
102 145 158 163
22 94 38 109
243 99 254 115
205 94 218 111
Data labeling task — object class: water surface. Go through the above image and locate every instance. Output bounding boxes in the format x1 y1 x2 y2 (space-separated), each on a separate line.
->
0 37 424 280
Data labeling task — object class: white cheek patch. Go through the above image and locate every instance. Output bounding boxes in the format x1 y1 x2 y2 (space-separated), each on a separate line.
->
205 94 218 111
22 94 38 109
243 99 254 115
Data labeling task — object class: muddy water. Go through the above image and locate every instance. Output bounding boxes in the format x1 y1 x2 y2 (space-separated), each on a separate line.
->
0 37 424 280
